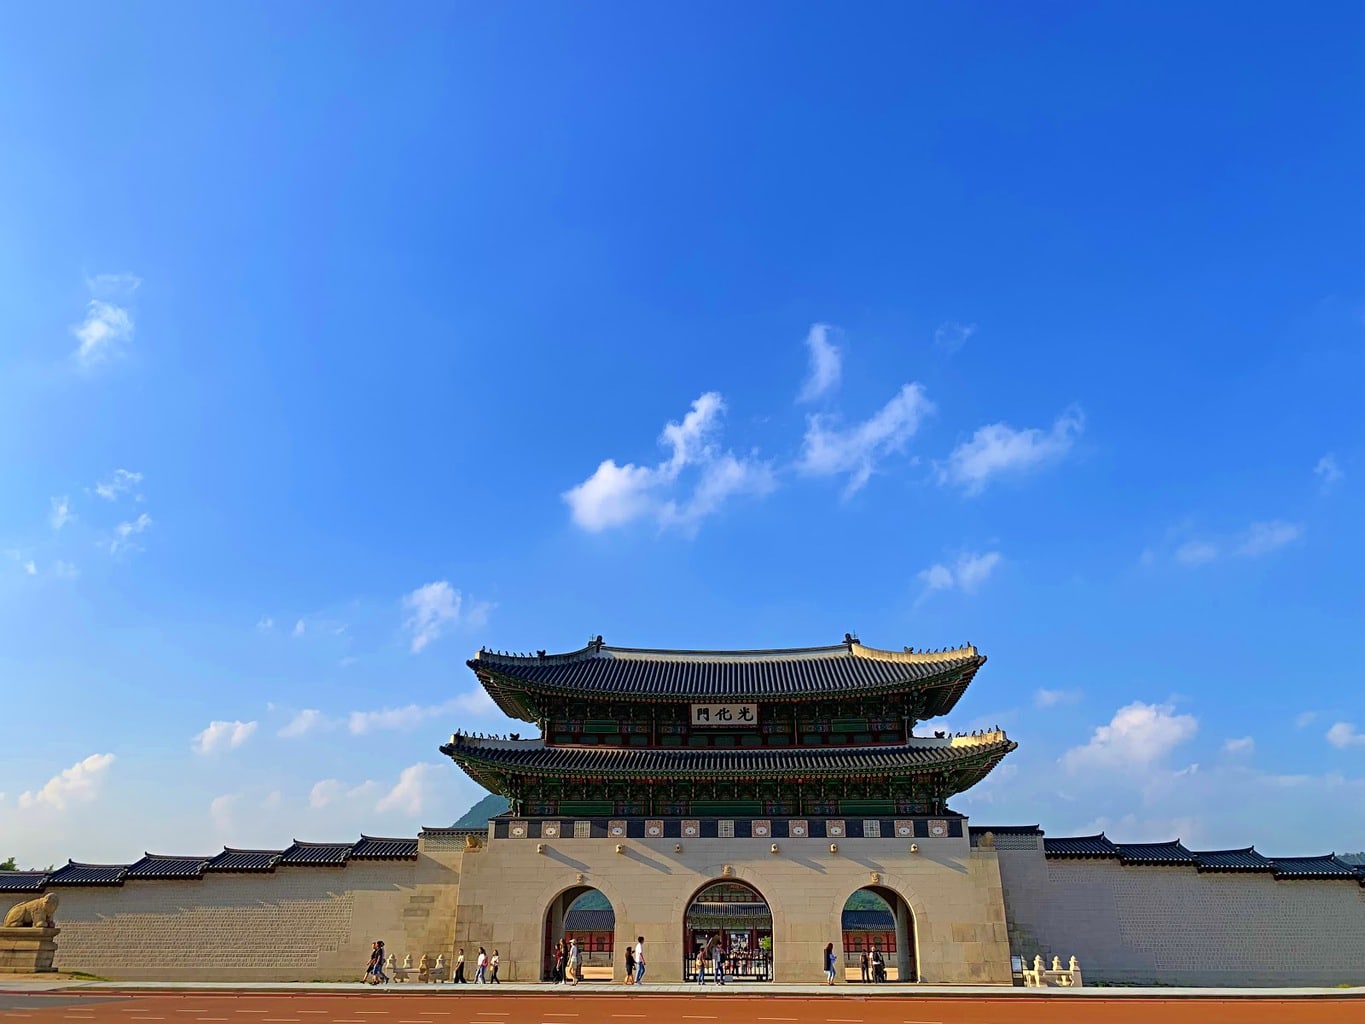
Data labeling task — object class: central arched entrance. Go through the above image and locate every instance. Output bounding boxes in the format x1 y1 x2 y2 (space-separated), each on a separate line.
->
840 885 917 982
683 880 773 982
544 885 616 982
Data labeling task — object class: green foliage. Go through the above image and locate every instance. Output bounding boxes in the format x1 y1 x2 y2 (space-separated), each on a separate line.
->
0 856 16 871
568 889 611 912
843 889 892 912
1338 851 1365 866
452 794 510 827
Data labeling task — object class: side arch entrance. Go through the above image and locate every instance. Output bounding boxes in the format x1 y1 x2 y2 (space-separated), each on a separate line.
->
544 885 616 982
683 879 773 982
841 885 917 983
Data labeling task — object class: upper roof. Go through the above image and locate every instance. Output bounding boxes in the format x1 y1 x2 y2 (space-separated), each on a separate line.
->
1269 855 1359 880
469 637 985 722
126 854 211 880
351 835 420 860
1041 835 1362 882
205 848 284 873
441 730 1016 792
47 861 129 886
280 841 352 867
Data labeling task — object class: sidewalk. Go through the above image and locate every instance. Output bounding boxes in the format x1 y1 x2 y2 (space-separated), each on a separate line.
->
4 978 1364 999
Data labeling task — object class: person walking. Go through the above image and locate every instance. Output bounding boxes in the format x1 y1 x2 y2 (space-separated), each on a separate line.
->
860 950 870 983
475 947 488 984
711 933 725 986
567 938 580 986
490 950 500 984
374 941 390 985
823 942 836 985
364 941 381 985
453 948 467 984
623 942 635 985
871 947 885 983
633 936 646 985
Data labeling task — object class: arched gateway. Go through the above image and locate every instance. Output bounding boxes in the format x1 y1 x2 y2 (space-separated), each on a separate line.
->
684 880 773 981
543 884 616 981
841 885 917 982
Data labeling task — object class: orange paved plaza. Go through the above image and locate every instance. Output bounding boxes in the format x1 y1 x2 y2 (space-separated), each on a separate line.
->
2 992 1361 1024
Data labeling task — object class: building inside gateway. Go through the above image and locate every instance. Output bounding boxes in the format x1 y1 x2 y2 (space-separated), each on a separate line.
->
4 636 1364 985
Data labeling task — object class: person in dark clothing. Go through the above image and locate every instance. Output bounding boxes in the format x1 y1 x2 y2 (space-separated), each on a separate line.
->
871 947 886 983
453 947 467 984
860 950 870 982
490 950 500 983
823 942 836 985
624 943 635 984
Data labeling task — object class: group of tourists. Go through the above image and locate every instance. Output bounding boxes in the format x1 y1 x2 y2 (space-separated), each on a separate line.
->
859 947 888 983
553 934 648 985
693 932 727 984
362 941 500 985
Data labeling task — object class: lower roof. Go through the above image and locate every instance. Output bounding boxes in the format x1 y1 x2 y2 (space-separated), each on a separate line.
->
1039 832 1363 880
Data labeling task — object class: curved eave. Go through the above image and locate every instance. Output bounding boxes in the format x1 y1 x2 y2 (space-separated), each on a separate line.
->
470 652 986 725
440 736 1015 798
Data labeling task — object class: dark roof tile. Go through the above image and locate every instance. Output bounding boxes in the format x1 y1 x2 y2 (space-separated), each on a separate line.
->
1270 855 1357 879
204 848 282 873
1043 834 1119 858
968 825 1042 835
126 854 209 880
1192 847 1274 873
0 870 50 892
351 835 418 860
842 909 896 929
1117 841 1196 865
46 861 128 886
280 841 352 867
563 908 615 932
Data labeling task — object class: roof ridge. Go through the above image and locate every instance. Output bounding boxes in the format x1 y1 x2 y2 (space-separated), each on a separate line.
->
218 847 284 855
63 860 130 869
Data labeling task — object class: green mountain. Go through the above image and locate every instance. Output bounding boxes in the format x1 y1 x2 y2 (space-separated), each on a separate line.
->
453 793 509 827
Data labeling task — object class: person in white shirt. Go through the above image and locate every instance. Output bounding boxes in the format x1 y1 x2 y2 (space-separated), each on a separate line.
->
490 949 500 984
567 938 580 986
633 936 646 984
475 947 488 983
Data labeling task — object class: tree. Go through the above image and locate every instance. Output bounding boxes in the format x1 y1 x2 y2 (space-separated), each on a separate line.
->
0 856 16 871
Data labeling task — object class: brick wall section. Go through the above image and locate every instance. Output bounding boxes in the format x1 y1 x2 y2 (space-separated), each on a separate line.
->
48 847 463 982
996 846 1365 986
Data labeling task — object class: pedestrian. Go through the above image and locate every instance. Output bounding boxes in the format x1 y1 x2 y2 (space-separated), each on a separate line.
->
374 941 390 985
490 950 500 984
363 941 381 985
711 933 725 986
633 935 646 984
475 947 488 984
823 942 836 985
860 950 869 983
553 940 564 984
453 947 467 984
567 938 580 987
694 946 706 984
624 943 635 985
871 947 885 983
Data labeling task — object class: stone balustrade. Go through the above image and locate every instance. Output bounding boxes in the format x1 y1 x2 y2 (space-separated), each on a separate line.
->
1022 954 1083 987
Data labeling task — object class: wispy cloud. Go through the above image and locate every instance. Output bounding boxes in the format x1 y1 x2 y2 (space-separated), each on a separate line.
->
94 469 143 501
348 691 495 735
797 323 842 401
49 496 74 530
52 560 79 579
1223 736 1255 755
1175 540 1219 566
799 383 934 496
564 392 775 533
402 580 492 653
934 320 976 355
918 551 1003 596
1236 520 1303 557
23 560 37 576
18 753 116 811
86 273 142 297
375 763 442 815
1034 688 1082 708
108 512 152 554
1062 702 1197 773
1314 454 1343 490
1295 711 1317 729
939 408 1083 495
192 720 258 755
292 618 306 638
1163 520 1303 568
1326 722 1365 749
256 617 275 632
279 709 331 739
72 274 139 367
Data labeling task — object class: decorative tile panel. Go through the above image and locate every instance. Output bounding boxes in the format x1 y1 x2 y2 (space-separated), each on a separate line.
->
752 820 771 838
541 822 561 839
927 819 949 839
788 819 809 838
826 820 846 838
573 821 591 839
607 820 628 838
509 821 528 839
644 819 664 838
863 819 882 838
681 819 700 838
718 820 735 839
893 819 915 838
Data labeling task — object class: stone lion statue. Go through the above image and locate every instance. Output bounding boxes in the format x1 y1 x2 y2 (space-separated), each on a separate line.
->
3 892 58 928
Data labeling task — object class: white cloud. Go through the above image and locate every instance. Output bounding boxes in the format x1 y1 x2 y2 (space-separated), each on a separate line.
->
1295 711 1317 729
292 618 306 638
797 323 842 401
1175 540 1219 566
564 392 774 533
52 560 79 579
86 273 141 296
799 383 934 495
349 691 496 735
1236 520 1303 558
210 793 239 831
1062 702 1198 774
257 617 275 632
1314 454 1343 489
308 778 380 809
1326 722 1365 749
376 763 442 815
94 469 143 501
108 512 152 554
49 496 74 530
939 408 1083 495
23 560 37 576
1034 688 1082 708
72 300 134 366
279 709 330 739
18 753 116 811
192 720 258 754
1223 736 1255 755
934 320 976 355
917 551 1002 596
402 580 492 653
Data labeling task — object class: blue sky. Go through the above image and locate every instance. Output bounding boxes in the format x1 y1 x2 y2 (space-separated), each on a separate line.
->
2 3 1363 868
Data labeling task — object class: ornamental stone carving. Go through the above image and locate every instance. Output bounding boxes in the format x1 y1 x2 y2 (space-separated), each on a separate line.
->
3 893 57 928
464 834 483 850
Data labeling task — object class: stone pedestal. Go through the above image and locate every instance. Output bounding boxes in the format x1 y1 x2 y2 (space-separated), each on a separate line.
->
0 927 61 973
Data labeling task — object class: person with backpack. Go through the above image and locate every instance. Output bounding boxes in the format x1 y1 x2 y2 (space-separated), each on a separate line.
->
475 947 488 984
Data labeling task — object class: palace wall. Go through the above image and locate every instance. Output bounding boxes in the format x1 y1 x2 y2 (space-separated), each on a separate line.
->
44 841 464 981
454 829 1012 985
994 840 1365 986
